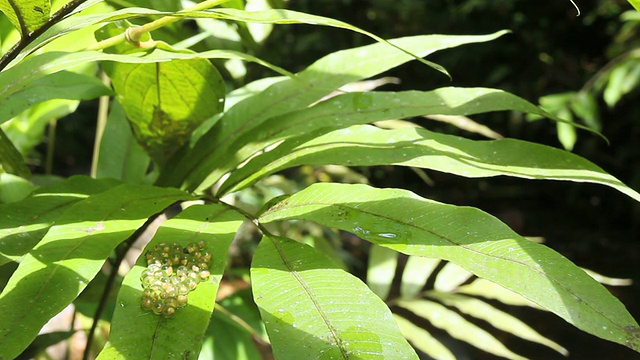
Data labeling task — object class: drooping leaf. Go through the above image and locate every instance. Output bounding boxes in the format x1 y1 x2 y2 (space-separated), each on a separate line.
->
0 183 191 359
0 0 50 35
366 244 398 300
426 291 569 356
156 32 509 191
433 262 473 293
251 235 418 359
400 256 440 299
98 203 244 360
397 298 526 359
259 183 640 351
393 314 455 360
0 175 120 266
0 70 112 124
457 278 540 308
221 123 640 203
96 99 151 183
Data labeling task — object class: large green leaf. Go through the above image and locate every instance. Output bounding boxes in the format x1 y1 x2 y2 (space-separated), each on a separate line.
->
251 235 418 359
0 70 112 124
104 57 225 164
221 123 640 203
0 183 191 359
97 203 244 360
628 0 640 11
259 183 640 352
0 48 291 114
157 32 509 191
215 86 581 195
0 0 49 35
96 99 150 183
0 175 119 266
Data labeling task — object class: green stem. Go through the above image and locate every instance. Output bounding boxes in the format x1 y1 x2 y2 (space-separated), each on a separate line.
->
91 72 111 178
88 0 230 51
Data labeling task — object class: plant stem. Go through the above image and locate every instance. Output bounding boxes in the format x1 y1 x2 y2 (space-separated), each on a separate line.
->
88 0 230 51
0 0 89 72
45 118 57 175
91 72 111 178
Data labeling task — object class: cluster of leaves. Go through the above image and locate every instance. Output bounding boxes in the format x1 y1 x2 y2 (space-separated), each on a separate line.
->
1 0 640 359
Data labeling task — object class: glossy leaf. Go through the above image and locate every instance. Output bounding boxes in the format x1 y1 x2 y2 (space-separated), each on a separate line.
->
95 99 150 183
0 0 49 35
426 292 568 356
0 183 190 359
259 183 640 351
157 32 509 191
393 314 455 360
0 173 36 203
223 123 640 203
0 70 112 125
251 235 418 359
98 203 244 360
397 298 526 359
0 175 119 266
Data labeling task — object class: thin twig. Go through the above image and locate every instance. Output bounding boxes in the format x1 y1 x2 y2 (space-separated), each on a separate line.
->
0 0 89 72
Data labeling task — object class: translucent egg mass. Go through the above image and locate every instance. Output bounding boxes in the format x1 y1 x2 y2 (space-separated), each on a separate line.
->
140 241 212 317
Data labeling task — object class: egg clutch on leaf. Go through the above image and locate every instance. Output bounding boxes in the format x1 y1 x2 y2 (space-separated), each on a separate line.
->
140 241 212 318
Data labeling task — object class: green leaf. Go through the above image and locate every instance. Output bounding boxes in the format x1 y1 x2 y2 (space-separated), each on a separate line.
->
0 173 36 203
393 314 455 360
98 203 244 360
426 291 569 356
3 98 80 155
366 244 398 300
457 278 540 308
397 298 527 359
0 49 290 112
102 51 225 164
217 87 609 195
156 32 510 191
433 262 473 293
259 183 640 351
400 256 440 299
627 0 640 11
0 70 112 125
251 235 418 359
0 175 119 266
222 123 640 203
0 0 50 35
0 183 190 359
96 99 151 183
0 126 30 178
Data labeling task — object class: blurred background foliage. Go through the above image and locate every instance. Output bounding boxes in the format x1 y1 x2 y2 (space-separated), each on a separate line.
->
4 0 640 358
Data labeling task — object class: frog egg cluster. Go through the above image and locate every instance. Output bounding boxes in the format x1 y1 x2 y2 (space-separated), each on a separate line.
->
140 241 212 317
